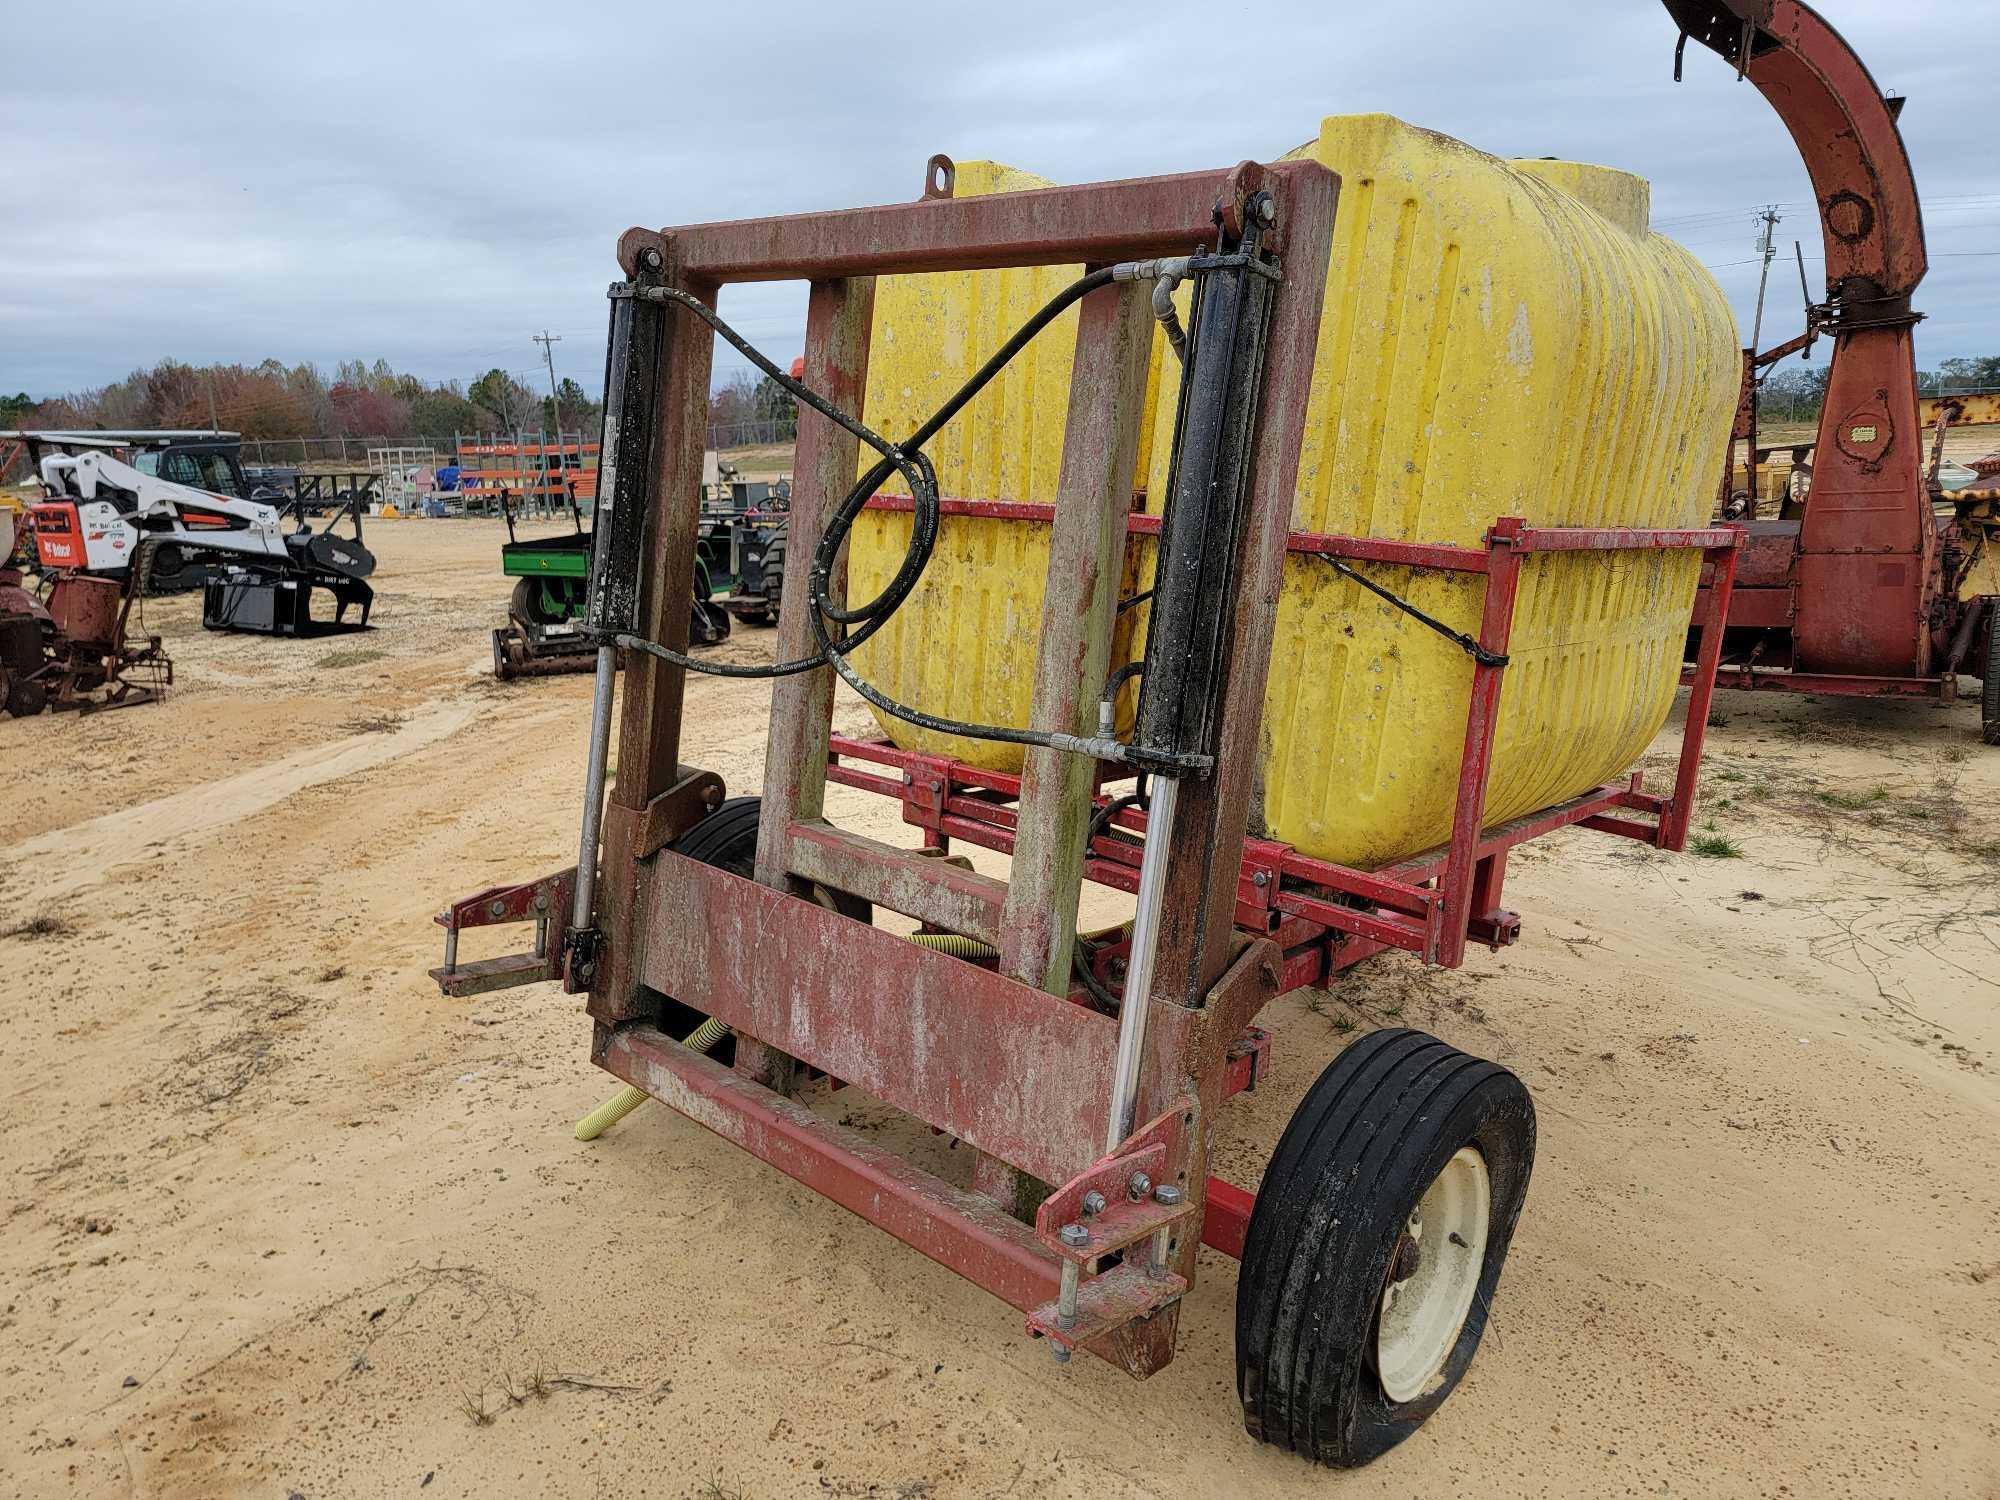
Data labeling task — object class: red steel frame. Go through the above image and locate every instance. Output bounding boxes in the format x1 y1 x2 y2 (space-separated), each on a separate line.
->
834 502 1743 978
429 156 1743 1378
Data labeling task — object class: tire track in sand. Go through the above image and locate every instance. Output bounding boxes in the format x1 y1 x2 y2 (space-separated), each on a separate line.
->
3 702 481 903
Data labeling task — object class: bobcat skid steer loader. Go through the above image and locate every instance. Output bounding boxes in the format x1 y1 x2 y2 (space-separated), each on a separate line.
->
28 446 375 636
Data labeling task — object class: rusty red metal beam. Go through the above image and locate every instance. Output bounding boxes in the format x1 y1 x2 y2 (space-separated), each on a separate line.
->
599 1022 1061 1313
1682 667 1949 698
619 162 1308 284
998 280 1156 996
1273 893 1433 958
640 851 1117 1186
1431 521 1526 968
1661 537 1742 850
861 494 1735 570
787 820 1008 945
1510 524 1741 552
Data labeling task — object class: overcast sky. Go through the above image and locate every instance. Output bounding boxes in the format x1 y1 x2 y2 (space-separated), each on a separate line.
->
7 1 1994 403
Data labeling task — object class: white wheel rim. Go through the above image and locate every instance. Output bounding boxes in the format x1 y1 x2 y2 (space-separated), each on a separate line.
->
1375 1145 1491 1405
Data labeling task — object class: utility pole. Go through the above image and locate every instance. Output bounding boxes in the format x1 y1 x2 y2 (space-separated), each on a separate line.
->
1749 205 1780 353
206 371 221 434
1745 206 1781 503
532 331 563 431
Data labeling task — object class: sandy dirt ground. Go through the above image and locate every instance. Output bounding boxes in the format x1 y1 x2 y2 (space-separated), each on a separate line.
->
2 518 1997 1499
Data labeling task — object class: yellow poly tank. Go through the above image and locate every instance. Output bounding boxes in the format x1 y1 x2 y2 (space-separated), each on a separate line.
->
849 117 1740 867
845 161 1160 768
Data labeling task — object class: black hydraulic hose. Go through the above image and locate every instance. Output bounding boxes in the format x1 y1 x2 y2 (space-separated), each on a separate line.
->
616 265 1143 761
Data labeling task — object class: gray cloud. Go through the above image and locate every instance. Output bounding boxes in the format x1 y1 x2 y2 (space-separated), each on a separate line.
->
6 0 1991 400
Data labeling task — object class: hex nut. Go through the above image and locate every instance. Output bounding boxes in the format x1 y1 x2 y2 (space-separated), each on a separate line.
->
1128 1172 1153 1201
1081 1190 1108 1216
1153 1183 1185 1206
1058 1222 1090 1248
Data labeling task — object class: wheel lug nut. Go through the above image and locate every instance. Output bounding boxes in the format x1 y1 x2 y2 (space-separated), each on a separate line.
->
1391 1234 1421 1283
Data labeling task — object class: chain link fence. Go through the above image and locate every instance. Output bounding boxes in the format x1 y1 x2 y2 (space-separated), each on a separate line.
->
241 424 795 466
240 435 440 467
705 418 796 450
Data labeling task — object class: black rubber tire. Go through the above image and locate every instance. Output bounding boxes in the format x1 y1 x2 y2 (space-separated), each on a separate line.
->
760 532 787 621
7 673 48 718
511 576 575 631
645 797 868 1061
1236 1028 1535 1468
1981 601 2000 746
145 545 196 595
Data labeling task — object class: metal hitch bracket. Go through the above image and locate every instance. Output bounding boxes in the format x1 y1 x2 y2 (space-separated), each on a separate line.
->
1026 1108 1198 1358
430 867 574 997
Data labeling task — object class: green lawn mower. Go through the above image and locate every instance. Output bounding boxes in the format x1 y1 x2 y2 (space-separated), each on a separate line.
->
491 489 732 680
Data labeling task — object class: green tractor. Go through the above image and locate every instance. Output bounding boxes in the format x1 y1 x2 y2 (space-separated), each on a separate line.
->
491 487 731 680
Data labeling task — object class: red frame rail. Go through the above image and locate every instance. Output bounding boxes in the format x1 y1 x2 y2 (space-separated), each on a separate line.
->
832 504 1743 976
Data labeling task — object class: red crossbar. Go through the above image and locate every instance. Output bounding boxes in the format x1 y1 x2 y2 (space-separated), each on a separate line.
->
860 494 1736 573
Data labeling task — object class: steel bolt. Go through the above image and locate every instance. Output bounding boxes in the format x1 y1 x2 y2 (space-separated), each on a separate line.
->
1050 1342 1071 1365
1252 870 1269 888
1080 1190 1107 1217
642 247 664 270
488 899 506 918
1255 193 1276 225
1059 1222 1090 1248
1128 1172 1153 1202
1153 1183 1184 1206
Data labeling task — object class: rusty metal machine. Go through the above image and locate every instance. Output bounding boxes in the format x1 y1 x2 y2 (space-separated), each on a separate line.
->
1669 1 2000 733
429 153 1744 1466
0 516 172 717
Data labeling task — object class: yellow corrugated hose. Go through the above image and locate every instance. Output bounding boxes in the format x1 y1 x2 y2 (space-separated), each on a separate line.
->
572 933 994 1140
572 1016 728 1140
905 931 999 960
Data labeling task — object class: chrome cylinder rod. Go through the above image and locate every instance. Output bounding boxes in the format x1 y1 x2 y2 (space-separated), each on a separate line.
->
571 644 618 932
1103 774 1180 1153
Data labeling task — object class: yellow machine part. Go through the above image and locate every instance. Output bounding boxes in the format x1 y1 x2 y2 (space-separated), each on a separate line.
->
1730 456 1798 506
850 116 1739 868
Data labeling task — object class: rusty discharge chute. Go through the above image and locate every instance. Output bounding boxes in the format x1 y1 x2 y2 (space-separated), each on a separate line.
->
1670 1 1985 693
